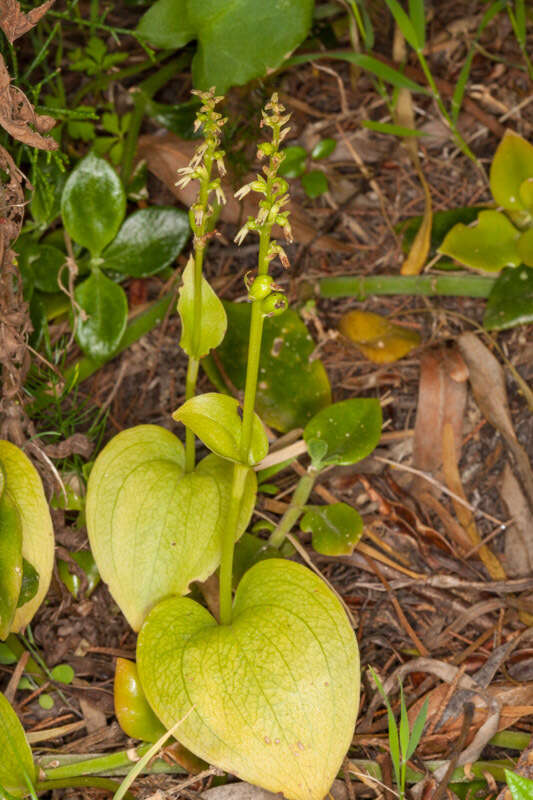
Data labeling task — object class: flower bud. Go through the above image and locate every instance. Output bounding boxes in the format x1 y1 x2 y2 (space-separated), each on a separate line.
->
261 292 288 317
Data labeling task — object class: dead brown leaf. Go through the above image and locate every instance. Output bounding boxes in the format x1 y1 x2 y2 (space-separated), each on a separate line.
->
137 133 351 252
43 433 94 460
0 54 57 149
501 463 533 577
0 0 55 42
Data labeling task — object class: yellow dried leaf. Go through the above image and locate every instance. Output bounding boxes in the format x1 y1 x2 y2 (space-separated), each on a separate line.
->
339 310 421 363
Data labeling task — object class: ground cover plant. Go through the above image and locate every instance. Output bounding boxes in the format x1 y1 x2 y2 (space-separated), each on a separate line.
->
0 1 533 800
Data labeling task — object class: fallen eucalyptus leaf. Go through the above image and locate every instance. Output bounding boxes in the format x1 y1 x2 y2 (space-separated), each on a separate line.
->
339 310 421 363
483 266 533 330
303 399 382 468
300 503 363 556
0 693 35 795
203 301 331 433
138 559 359 800
178 258 227 358
501 464 533 578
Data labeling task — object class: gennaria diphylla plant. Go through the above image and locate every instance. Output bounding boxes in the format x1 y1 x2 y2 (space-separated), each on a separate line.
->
85 92 382 800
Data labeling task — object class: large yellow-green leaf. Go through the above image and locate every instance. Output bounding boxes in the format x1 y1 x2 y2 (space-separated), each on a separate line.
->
138 559 359 800
86 427 256 630
490 130 533 213
0 442 54 634
0 492 23 640
0 693 35 795
439 210 521 272
177 257 227 358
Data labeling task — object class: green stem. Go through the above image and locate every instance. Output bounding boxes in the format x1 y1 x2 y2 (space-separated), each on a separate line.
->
184 356 199 472
36 778 135 800
269 470 317 549
38 745 152 780
219 462 249 625
317 274 496 299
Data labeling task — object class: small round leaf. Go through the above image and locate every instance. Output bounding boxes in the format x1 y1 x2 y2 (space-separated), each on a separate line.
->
51 664 74 684
310 138 337 160
74 271 128 361
278 146 307 179
300 503 363 556
304 398 382 467
301 170 329 199
61 153 126 256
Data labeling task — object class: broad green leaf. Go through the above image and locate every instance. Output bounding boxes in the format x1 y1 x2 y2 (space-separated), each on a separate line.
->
517 226 533 266
14 240 66 294
177 257 227 358
86 426 256 630
311 138 337 160
483 266 533 330
102 207 190 277
17 559 39 609
74 271 128 361
301 170 329 199
490 130 533 212
145 98 200 139
439 210 521 272
505 770 533 800
203 301 331 433
0 493 23 640
339 309 421 363
137 559 359 800
232 532 279 586
304 398 382 468
0 442 54 634
30 155 67 227
300 503 363 556
173 393 268 466
61 153 126 256
137 0 196 49
519 177 533 211
279 147 308 179
0 693 35 795
399 206 484 258
188 0 314 91
114 658 166 742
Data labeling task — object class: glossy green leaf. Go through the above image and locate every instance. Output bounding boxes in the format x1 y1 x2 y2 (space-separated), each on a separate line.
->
0 693 35 795
304 398 382 468
300 503 363 556
177 258 227 358
519 177 533 211
203 302 331 433
505 770 533 800
311 138 337 160
439 210 521 272
145 98 200 139
517 225 533 266
114 658 167 742
400 206 484 258
173 393 268 466
301 170 329 199
279 147 308 179
138 559 359 800
74 271 128 361
17 559 39 609
0 442 54 634
14 240 66 294
0 492 23 640
57 559 81 599
51 664 74 684
102 207 190 277
71 551 100 597
61 153 126 256
490 130 533 212
139 0 312 92
137 0 196 49
30 155 67 228
483 266 533 330
86 426 256 630
232 532 280 586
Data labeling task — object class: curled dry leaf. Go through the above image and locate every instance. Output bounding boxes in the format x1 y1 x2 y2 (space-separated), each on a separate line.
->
501 463 533 578
136 133 351 252
0 55 57 150
0 0 55 42
42 433 93 460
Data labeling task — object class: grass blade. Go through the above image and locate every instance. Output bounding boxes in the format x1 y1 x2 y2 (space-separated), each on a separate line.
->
362 120 427 137
406 698 429 760
383 0 420 51
408 0 426 50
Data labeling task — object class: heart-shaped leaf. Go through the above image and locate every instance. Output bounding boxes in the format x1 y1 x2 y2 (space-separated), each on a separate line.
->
490 130 533 212
439 210 521 272
13 240 66 294
74 271 128 361
86 426 256 630
483 266 533 331
300 503 363 556
0 442 54 634
177 258 227 358
61 152 126 256
203 302 331 433
0 492 22 640
304 399 382 468
102 207 190 277
114 658 167 742
0 693 35 795
339 310 421 363
138 559 359 800
173 393 268 466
